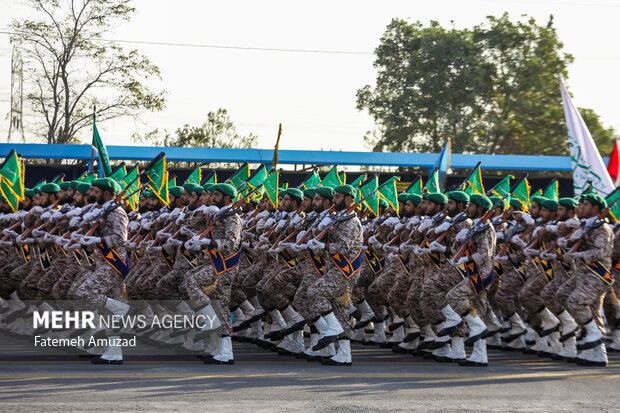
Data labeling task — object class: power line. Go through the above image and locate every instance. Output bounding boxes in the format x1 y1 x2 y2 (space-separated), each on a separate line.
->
0 30 373 55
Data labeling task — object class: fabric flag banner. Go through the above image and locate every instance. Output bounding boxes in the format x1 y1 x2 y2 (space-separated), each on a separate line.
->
121 166 140 211
76 171 88 182
203 171 217 185
542 179 559 201
301 169 322 189
463 163 485 195
186 167 202 185
145 155 169 206
560 76 614 196
607 140 620 186
109 163 127 183
32 179 46 189
168 175 177 187
263 171 279 209
228 162 250 189
51 174 64 184
350 174 367 189
490 175 513 198
359 175 379 217
605 188 620 222
92 108 112 177
0 150 25 212
378 176 400 214
425 168 441 193
339 171 347 185
244 165 268 202
406 176 423 195
435 139 451 189
511 176 531 211
321 166 343 188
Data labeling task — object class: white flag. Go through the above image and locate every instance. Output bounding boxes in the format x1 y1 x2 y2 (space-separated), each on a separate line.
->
560 76 614 197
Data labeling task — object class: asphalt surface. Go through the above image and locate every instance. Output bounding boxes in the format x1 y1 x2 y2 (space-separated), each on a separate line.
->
0 334 618 412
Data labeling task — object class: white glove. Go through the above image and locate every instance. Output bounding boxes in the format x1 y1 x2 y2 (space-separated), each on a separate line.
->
558 237 568 248
179 226 195 237
565 218 580 229
394 223 405 232
290 214 303 226
382 217 400 227
17 237 34 245
417 247 431 255
540 252 557 261
142 220 154 230
417 218 432 233
206 206 220 215
175 215 185 226
198 238 211 246
382 244 398 253
494 255 509 263
184 240 202 252
308 239 325 251
2 229 17 237
275 219 287 231
399 244 410 254
532 227 543 237
259 234 270 244
317 216 332 231
524 248 539 257
280 242 294 250
455 228 469 243
564 251 584 261
41 211 52 220
569 229 583 242
30 206 44 215
169 208 182 219
81 236 102 246
83 212 97 222
496 232 504 241
242 231 256 240
66 242 81 251
546 224 558 234
296 231 307 243
269 246 283 255
146 245 162 254
514 212 534 226
296 243 308 252
157 212 170 223
451 256 469 266
32 229 45 237
412 246 422 256
66 207 82 218
51 211 64 222
157 230 172 240
429 241 446 253
264 218 276 228
126 242 136 249
241 242 250 249
510 235 527 248
165 238 182 248
434 221 451 234
0 240 13 248
128 221 140 232
43 233 59 243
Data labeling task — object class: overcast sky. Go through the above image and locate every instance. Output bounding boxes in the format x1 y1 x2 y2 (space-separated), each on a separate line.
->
1 0 619 153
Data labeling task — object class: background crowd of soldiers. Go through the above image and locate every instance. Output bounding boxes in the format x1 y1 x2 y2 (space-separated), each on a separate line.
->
0 165 618 367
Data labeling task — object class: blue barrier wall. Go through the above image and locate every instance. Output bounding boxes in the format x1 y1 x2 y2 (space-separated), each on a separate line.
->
0 143 600 172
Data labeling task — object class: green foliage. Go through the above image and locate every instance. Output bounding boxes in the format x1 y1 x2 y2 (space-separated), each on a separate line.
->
11 0 166 144
357 13 614 156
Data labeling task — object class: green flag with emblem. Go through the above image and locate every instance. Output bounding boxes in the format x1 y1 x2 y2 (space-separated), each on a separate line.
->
605 188 620 222
542 179 559 201
321 166 343 188
144 154 169 206
425 168 441 193
350 174 367 189
378 176 400 214
489 175 513 198
301 169 322 189
463 163 485 195
511 176 531 211
0 150 25 212
186 167 202 185
121 166 140 211
359 175 379 217
228 162 250 189
263 171 279 209
406 176 423 195
109 163 127 183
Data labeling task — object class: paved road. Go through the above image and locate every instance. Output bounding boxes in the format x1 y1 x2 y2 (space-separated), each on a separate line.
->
0 335 618 412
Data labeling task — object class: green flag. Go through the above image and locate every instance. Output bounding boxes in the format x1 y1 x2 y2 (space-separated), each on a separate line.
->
84 174 97 183
144 155 169 206
379 176 400 214
168 175 177 187
511 176 531 211
301 170 322 189
76 171 88 182
109 164 127 183
339 171 347 185
605 188 620 222
406 177 423 195
490 175 514 198
425 169 441 193
359 175 379 216
0 150 25 212
321 166 343 188
92 108 112 177
186 167 202 185
203 171 217 185
121 166 140 211
244 165 268 202
33 180 46 189
542 179 559 201
463 164 485 195
350 174 367 189
228 162 250 189
263 171 279 209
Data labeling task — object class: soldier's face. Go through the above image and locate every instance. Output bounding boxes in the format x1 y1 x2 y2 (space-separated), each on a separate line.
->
21 198 32 210
277 197 285 211
39 193 52 207
181 190 191 206
446 199 459 217
582 201 598 219
87 187 98 204
466 203 481 219
540 207 552 222
283 195 297 213
313 195 328 212
333 192 346 211
576 202 585 217
302 196 313 213
557 205 570 221
188 193 200 209
530 203 541 219
73 192 84 207
199 192 209 206
403 201 415 218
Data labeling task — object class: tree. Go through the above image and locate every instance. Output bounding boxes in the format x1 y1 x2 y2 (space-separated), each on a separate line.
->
140 108 258 149
10 0 165 144
357 14 614 156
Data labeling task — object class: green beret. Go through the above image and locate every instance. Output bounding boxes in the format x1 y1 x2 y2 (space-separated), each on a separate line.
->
169 186 184 198
76 182 91 195
379 197 389 211
540 199 558 212
398 193 408 203
68 180 80 191
578 194 588 203
214 183 237 199
92 178 121 194
510 197 524 210
202 183 216 192
422 192 431 201
142 189 152 199
489 195 508 210
447 191 470 204
34 187 42 195
315 186 334 200
40 183 60 194
24 189 35 199
406 194 422 206
531 195 547 206
303 188 316 200
334 184 356 198
58 181 71 191
183 183 199 195
285 188 304 204
558 197 578 210
585 193 607 210
427 192 448 206
470 194 493 210
193 185 203 195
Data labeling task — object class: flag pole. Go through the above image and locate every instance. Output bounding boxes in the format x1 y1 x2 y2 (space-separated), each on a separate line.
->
89 106 95 174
